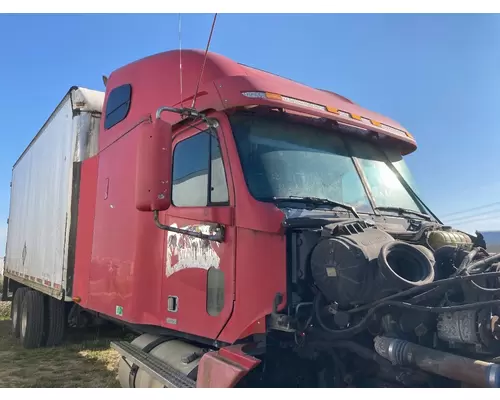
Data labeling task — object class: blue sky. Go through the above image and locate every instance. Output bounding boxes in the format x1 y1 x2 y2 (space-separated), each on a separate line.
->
1 13 500 252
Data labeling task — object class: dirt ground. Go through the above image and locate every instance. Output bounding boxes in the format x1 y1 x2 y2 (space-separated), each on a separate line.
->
0 300 123 388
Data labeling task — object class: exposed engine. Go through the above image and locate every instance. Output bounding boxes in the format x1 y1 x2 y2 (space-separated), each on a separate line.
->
270 218 500 388
310 223 435 307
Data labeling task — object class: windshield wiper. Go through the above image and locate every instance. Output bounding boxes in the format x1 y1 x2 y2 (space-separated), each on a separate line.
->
270 196 360 219
375 206 431 221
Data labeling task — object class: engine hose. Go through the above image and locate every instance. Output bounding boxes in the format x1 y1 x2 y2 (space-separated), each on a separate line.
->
314 291 500 338
461 251 500 293
311 336 395 371
466 252 491 275
453 247 480 276
330 340 389 365
326 340 432 386
297 314 313 334
314 292 369 338
465 251 500 274
374 336 500 388
347 271 500 314
443 247 500 293
454 247 496 277
374 299 500 313
466 271 500 293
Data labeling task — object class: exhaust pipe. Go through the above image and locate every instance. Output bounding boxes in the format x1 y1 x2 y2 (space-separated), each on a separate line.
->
374 336 500 388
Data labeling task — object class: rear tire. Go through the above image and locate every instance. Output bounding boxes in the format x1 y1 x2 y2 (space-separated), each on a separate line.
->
20 290 45 349
11 287 30 338
45 297 66 347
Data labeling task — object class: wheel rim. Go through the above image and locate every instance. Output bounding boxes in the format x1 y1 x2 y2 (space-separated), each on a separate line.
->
20 304 27 338
12 300 18 326
12 293 20 330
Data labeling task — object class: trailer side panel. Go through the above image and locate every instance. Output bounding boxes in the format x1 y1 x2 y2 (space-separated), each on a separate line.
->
4 87 104 300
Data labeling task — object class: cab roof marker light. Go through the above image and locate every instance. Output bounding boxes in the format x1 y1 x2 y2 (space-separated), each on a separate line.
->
380 124 407 138
242 91 267 99
280 95 325 112
241 91 412 140
242 91 325 112
265 92 283 100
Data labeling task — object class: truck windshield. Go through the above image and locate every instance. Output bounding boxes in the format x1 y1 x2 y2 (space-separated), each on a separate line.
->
230 113 424 216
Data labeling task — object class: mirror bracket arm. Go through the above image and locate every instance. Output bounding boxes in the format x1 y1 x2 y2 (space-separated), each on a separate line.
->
153 211 225 243
156 106 218 131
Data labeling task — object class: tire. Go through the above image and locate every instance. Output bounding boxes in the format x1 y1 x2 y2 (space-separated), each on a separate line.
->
20 290 45 349
45 296 66 347
11 287 30 338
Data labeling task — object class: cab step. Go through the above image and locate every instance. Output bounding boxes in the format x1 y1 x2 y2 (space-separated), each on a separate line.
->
111 341 196 388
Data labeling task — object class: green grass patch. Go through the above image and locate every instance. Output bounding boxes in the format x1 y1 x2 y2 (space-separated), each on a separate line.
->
0 301 10 321
0 313 123 388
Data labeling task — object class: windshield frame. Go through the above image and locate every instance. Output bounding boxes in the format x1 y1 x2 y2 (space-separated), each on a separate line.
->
344 136 434 218
227 109 439 222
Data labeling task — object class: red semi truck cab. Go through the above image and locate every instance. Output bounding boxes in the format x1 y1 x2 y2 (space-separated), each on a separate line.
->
73 49 418 343
70 49 437 387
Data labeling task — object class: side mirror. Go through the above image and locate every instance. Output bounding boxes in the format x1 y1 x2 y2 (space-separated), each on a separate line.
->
135 118 173 212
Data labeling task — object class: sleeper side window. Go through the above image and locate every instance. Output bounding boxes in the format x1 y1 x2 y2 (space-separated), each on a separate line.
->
104 84 132 130
172 131 229 207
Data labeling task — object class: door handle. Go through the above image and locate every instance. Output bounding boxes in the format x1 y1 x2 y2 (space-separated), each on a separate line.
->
154 212 225 243
203 222 225 242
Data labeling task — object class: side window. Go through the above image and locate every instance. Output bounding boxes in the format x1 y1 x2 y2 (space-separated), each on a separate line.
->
104 84 132 130
172 131 229 207
210 135 229 204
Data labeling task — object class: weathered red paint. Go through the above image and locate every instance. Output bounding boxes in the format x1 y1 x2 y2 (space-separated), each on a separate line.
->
196 344 261 388
72 49 416 348
73 156 99 307
158 117 237 338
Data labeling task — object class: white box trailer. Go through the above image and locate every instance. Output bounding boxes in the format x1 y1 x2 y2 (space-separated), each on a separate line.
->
3 87 104 301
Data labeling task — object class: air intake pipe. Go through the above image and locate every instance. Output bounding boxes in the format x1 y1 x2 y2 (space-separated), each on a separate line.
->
374 242 435 299
310 228 436 307
374 336 500 388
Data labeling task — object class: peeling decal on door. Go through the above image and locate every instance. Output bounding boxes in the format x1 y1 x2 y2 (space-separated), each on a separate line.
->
166 223 221 277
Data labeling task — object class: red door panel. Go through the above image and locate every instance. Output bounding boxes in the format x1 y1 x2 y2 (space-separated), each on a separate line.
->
159 118 236 340
160 214 235 339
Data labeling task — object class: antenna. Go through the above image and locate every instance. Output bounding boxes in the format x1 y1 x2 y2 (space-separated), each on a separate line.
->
191 13 218 110
178 13 184 108
159 13 219 129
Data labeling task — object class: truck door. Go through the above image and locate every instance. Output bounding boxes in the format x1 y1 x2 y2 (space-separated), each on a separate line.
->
159 119 236 340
